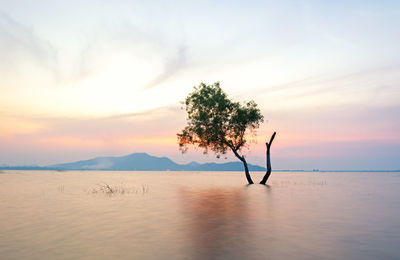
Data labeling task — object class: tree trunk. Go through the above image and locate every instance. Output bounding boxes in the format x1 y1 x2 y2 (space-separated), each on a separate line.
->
242 157 254 184
260 132 276 185
231 148 254 184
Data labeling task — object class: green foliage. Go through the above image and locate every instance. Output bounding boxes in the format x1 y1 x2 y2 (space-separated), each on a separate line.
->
177 82 264 157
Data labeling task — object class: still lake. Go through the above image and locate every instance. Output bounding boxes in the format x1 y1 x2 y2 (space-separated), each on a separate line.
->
0 170 399 260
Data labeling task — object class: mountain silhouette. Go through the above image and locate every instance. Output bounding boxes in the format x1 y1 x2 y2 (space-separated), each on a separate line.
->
46 152 266 171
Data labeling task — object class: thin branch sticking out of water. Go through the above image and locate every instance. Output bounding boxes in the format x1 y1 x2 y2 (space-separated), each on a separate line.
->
57 185 64 192
91 182 149 195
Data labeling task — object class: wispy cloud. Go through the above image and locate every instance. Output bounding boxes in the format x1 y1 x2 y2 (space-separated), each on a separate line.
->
0 11 57 76
1 105 183 140
141 45 188 91
251 63 400 107
104 105 180 120
0 105 186 165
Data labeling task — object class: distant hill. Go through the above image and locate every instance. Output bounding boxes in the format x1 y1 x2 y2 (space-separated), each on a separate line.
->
2 153 265 171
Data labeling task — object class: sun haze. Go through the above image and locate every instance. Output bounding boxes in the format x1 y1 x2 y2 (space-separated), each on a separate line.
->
0 1 399 170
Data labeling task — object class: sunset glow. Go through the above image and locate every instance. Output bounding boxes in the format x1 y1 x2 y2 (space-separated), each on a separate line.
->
1 1 399 170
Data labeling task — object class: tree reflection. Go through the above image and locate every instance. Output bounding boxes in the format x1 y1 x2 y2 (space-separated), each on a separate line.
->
179 187 251 259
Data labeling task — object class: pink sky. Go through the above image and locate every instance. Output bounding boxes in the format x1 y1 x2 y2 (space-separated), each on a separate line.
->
1 1 400 170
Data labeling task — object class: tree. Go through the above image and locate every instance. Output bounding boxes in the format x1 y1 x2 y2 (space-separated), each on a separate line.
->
260 131 276 184
177 82 264 184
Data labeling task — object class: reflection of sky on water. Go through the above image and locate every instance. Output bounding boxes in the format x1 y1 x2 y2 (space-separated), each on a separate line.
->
180 187 250 259
0 171 399 259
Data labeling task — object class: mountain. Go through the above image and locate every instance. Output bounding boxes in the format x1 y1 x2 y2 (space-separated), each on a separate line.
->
45 152 266 171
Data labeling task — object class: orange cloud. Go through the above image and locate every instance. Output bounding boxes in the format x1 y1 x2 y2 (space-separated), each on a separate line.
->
0 116 46 138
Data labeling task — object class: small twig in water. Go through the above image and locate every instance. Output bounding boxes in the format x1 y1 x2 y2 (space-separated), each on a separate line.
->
91 182 149 195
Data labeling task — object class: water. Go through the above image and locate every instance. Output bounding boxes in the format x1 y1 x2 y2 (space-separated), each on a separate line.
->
0 170 399 260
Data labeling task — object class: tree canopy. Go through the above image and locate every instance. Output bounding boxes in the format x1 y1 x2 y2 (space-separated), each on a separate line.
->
177 82 264 158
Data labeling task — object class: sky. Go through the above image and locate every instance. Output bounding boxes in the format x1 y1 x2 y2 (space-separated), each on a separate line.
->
0 0 399 170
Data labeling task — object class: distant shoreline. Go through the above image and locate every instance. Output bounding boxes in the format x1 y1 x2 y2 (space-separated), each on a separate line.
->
1 152 399 173
0 167 399 173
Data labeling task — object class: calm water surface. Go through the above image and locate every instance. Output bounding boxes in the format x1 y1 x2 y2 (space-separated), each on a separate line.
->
0 171 399 260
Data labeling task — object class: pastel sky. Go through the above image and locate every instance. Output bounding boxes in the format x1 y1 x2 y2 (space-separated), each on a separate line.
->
1 0 399 170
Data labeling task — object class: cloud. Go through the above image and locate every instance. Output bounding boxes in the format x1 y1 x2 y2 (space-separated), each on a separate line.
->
248 63 400 111
141 45 188 91
1 102 400 169
0 11 189 90
0 105 185 164
2 105 184 140
0 11 57 76
258 63 400 95
104 105 181 120
59 20 189 90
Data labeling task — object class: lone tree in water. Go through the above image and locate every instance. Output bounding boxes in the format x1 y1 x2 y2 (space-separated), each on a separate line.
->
177 82 265 184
